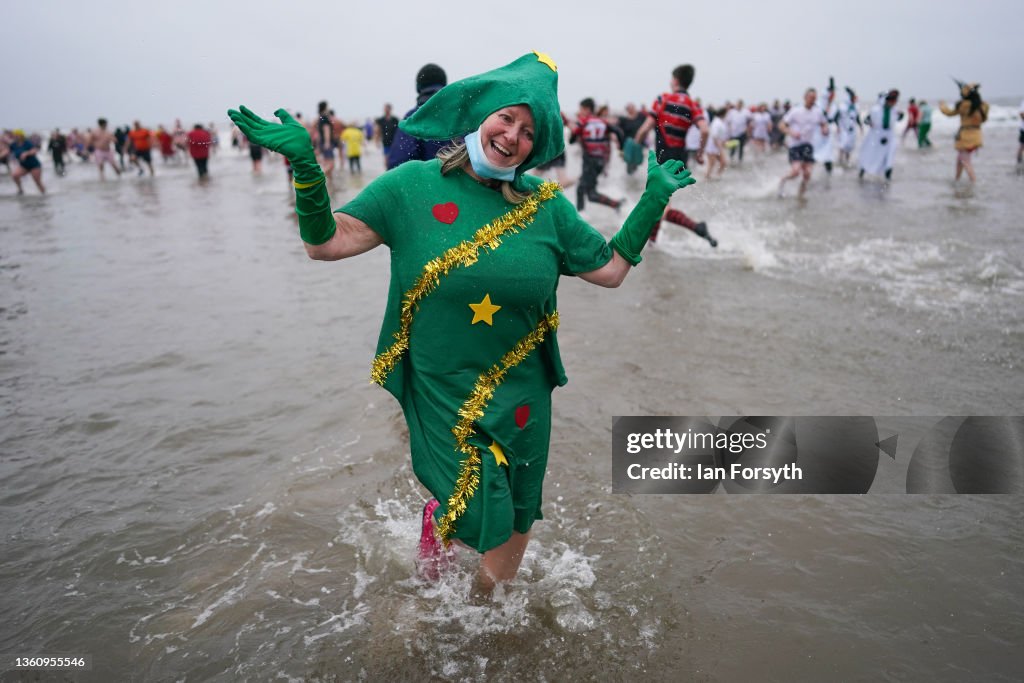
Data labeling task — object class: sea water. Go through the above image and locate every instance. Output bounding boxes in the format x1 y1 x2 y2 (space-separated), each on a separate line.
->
1 116 1022 680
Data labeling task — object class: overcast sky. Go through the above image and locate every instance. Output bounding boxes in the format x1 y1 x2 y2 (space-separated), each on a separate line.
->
4 0 1020 131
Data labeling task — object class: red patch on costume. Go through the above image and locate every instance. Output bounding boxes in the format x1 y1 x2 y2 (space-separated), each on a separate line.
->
515 405 530 429
432 202 459 224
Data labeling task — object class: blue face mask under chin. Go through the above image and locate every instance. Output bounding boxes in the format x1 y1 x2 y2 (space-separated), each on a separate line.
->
464 129 517 182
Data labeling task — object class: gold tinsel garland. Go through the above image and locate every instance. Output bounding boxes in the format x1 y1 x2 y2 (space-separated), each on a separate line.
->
436 311 560 543
369 181 560 386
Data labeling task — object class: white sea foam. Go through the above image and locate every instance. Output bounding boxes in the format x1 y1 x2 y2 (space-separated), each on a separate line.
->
254 502 276 519
818 237 1022 313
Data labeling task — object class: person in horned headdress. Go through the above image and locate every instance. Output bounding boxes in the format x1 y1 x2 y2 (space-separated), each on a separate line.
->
939 81 989 183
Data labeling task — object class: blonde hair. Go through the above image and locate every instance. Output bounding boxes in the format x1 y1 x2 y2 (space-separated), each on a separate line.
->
437 142 531 205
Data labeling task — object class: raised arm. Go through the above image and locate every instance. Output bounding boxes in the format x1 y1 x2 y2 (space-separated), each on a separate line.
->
228 105 384 259
595 150 695 281
304 212 383 261
577 250 632 288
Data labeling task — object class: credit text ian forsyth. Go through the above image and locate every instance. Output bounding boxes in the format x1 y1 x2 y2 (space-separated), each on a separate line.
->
624 427 803 484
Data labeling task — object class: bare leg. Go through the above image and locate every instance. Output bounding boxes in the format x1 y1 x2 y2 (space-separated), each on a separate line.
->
29 168 45 194
778 161 801 196
474 531 531 597
963 156 976 183
12 167 25 194
797 164 812 198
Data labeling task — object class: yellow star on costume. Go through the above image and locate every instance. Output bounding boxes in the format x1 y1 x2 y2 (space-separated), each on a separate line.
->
489 441 509 467
469 294 501 326
533 51 557 72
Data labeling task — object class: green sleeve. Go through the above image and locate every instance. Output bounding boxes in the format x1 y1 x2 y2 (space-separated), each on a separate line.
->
335 167 403 246
550 192 614 275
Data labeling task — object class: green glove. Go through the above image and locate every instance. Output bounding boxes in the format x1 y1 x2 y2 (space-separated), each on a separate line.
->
610 150 696 265
226 105 336 245
227 105 320 180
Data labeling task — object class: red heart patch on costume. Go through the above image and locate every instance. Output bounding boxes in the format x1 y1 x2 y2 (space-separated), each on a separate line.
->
515 405 530 429
432 202 459 224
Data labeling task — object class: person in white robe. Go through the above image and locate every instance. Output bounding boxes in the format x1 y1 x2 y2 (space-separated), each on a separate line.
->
812 78 838 174
837 87 862 168
859 89 902 181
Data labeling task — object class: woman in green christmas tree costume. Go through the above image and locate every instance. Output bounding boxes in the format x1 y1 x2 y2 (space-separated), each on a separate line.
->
229 52 695 595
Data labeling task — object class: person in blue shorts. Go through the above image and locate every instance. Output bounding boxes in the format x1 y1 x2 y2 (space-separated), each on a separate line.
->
10 130 46 195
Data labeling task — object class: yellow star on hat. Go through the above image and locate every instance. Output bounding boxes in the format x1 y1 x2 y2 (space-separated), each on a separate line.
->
469 294 501 326
533 51 557 72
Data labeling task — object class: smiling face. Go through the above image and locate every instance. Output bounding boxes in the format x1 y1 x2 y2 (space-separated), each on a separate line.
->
478 105 534 168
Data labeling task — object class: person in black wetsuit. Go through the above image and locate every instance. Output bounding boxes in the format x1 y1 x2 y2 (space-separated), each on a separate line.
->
47 129 68 176
375 103 400 160
114 126 128 171
315 100 336 181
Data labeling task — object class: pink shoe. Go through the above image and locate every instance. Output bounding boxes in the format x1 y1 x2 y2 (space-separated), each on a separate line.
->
416 499 454 581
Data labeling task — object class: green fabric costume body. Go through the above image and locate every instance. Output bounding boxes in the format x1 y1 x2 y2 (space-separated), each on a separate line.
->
227 51 694 555
339 159 612 552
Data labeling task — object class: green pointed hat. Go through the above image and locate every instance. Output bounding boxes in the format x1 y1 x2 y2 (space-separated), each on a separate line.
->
399 51 563 177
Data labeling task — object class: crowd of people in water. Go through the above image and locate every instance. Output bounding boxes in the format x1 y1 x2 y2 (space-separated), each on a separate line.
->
3 75 1022 201
5 56 1021 599
0 119 220 192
